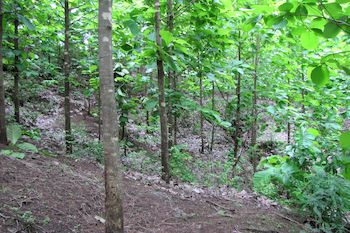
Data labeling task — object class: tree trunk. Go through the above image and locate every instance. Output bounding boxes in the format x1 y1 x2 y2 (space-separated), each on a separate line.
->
155 0 170 183
301 67 305 114
233 33 241 165
199 71 204 153
98 89 101 141
0 0 7 144
64 0 72 154
13 17 20 123
167 0 176 149
210 82 215 152
98 0 124 232
287 75 291 144
250 36 260 173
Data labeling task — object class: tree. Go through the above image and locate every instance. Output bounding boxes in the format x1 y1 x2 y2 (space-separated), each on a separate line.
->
98 0 124 232
64 0 72 154
0 0 6 144
13 14 20 123
155 0 170 183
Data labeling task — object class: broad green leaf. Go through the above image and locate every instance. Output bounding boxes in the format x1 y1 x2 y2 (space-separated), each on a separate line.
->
7 124 22 145
310 66 329 87
295 4 308 17
1 150 25 159
323 3 343 19
307 128 320 137
310 18 327 30
17 142 38 153
340 131 350 150
279 2 294 12
18 15 35 31
323 21 341 38
160 30 173 45
300 31 318 50
123 20 140 35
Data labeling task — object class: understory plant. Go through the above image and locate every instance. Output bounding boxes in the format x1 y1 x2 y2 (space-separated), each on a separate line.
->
253 128 350 232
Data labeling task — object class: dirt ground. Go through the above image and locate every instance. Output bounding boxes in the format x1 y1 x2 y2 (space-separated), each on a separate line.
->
0 153 305 233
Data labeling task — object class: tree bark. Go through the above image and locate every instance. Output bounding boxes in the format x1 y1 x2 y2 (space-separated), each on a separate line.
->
167 0 176 149
64 0 72 154
199 71 204 153
98 0 124 232
0 0 7 144
250 36 260 173
13 17 20 123
233 33 241 165
210 82 215 152
155 0 170 183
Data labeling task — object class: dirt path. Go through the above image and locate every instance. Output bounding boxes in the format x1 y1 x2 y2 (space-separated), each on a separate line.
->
0 154 304 233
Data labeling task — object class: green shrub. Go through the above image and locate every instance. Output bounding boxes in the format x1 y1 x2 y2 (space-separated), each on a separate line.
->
170 145 195 182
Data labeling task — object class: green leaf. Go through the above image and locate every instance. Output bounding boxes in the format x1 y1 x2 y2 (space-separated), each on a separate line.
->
160 30 173 45
310 66 329 87
18 15 35 31
279 2 294 12
7 124 22 145
300 31 318 50
340 131 350 150
307 128 320 137
121 44 133 51
295 4 308 17
123 20 140 35
1 150 25 159
323 3 343 19
17 142 38 153
323 21 341 38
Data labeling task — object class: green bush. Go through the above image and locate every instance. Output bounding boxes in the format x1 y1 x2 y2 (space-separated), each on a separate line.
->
170 145 195 182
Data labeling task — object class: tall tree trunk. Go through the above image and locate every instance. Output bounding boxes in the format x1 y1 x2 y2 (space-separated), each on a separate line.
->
287 75 291 144
98 0 124 232
13 17 20 123
209 81 215 152
0 0 7 144
233 33 241 165
64 0 72 154
301 67 305 114
155 0 170 183
167 0 176 149
98 88 101 141
250 36 260 173
199 71 204 153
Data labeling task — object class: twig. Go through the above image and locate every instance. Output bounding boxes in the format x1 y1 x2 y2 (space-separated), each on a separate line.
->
206 200 235 213
273 211 307 231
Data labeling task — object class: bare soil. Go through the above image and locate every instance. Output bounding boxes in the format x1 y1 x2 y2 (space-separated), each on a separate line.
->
0 153 305 233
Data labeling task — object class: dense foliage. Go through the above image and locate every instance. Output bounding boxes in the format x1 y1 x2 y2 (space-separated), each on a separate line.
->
1 0 350 231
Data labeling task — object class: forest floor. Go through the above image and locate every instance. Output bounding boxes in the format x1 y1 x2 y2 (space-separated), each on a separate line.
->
1 85 308 232
0 154 305 233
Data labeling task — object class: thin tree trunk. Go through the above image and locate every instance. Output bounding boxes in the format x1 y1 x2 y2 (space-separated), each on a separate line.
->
64 0 72 154
199 71 204 153
98 0 124 232
301 67 305 114
0 0 7 144
233 33 241 166
13 17 20 123
98 89 101 141
250 36 260 173
287 75 291 144
210 81 215 152
167 0 175 149
155 0 170 183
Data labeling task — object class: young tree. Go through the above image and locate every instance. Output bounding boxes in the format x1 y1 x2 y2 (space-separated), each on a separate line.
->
98 0 124 232
155 0 170 183
0 0 6 144
13 16 20 123
64 0 72 154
